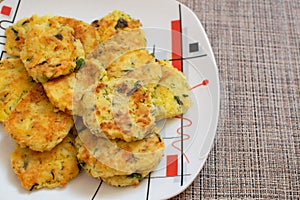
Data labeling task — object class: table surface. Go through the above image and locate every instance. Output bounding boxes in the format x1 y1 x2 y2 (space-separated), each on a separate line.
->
172 0 300 199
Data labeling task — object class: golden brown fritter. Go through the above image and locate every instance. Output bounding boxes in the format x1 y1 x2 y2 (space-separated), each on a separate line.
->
87 29 147 68
42 73 75 115
82 76 156 142
4 84 74 152
20 16 85 83
76 128 164 186
10 136 80 190
106 49 156 80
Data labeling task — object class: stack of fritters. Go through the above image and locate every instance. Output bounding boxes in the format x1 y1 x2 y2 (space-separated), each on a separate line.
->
0 58 78 190
0 10 192 190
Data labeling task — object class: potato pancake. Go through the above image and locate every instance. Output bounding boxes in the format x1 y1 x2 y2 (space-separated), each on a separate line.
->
4 84 74 152
76 128 164 186
82 76 156 142
10 136 79 190
106 49 156 80
20 16 85 83
42 73 75 115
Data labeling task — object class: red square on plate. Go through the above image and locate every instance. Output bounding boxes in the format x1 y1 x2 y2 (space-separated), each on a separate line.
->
1 6 12 16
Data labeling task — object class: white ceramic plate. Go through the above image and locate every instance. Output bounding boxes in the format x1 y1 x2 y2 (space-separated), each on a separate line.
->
0 0 220 199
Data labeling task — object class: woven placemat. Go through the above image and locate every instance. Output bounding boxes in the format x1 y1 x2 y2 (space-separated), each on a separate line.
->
172 0 300 199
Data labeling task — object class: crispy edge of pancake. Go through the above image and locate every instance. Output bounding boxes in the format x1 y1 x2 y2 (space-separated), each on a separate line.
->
101 171 150 187
4 84 74 152
10 135 80 191
0 58 35 122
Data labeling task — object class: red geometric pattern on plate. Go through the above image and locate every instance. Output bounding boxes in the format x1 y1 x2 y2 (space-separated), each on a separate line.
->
172 117 193 164
171 20 182 71
1 5 12 16
166 154 178 176
170 81 210 166
190 79 209 90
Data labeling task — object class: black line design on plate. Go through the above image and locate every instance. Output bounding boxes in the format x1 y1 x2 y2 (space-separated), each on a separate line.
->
0 50 6 59
178 3 185 187
145 172 152 200
151 44 156 57
163 136 182 140
91 180 103 200
0 35 5 47
169 53 208 61
144 45 157 200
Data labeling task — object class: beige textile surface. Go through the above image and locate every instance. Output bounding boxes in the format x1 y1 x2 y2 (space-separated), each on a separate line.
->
172 0 300 199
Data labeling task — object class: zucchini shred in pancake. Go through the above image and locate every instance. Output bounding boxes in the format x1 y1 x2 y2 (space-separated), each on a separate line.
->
0 10 193 190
